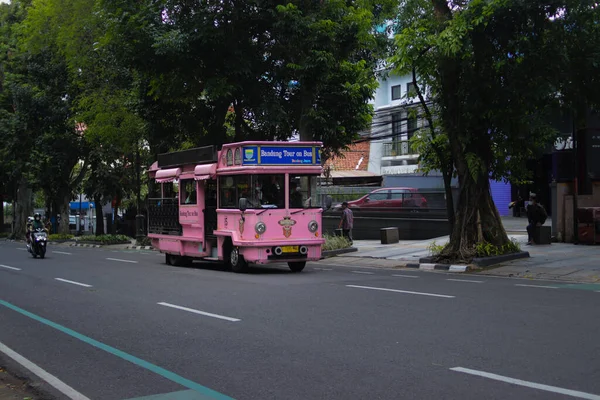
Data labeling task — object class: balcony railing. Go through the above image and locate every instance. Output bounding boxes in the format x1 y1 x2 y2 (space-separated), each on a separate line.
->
382 141 418 157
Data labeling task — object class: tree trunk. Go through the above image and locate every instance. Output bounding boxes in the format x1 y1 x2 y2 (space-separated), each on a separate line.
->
94 194 104 235
437 174 509 263
441 169 455 238
58 192 71 235
0 194 4 229
13 178 32 239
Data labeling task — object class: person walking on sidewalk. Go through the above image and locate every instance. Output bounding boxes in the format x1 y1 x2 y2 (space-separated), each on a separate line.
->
339 202 354 244
526 193 548 245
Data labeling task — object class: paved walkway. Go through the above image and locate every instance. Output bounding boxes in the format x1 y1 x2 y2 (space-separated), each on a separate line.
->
334 217 600 283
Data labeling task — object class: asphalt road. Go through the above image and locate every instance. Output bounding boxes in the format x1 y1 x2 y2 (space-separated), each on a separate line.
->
1 241 599 400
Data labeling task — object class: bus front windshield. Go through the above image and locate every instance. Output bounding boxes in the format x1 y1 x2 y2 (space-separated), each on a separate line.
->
289 175 319 209
219 175 285 209
219 174 320 209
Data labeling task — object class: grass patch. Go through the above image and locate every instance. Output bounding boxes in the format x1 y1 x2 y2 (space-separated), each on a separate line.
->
475 238 521 258
428 238 522 260
427 240 445 256
49 233 75 241
322 234 352 251
77 234 131 244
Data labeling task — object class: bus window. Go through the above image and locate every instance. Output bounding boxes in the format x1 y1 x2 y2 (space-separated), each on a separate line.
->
289 175 319 208
180 180 197 205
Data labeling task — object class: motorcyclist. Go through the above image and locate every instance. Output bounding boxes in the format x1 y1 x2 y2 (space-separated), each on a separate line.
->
27 213 46 243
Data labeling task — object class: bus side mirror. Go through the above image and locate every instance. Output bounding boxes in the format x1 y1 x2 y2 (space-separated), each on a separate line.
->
324 196 333 210
239 198 248 212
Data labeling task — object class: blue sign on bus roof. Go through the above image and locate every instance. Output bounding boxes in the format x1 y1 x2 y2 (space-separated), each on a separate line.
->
242 146 321 165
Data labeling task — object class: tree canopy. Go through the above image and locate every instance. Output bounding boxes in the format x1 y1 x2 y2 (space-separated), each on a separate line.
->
392 0 600 261
0 0 395 235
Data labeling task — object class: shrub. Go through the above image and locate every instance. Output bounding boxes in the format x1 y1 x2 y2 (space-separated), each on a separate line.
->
0 232 9 239
136 236 152 247
474 238 521 258
322 234 352 251
49 234 75 241
77 234 131 244
427 240 445 256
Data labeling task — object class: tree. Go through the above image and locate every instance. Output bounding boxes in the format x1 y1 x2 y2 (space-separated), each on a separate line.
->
98 0 395 159
393 0 563 262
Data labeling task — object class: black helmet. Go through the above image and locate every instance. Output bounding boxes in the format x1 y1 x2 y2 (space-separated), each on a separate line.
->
34 213 41 220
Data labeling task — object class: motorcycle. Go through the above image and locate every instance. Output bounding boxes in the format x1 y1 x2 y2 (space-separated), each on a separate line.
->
27 228 48 259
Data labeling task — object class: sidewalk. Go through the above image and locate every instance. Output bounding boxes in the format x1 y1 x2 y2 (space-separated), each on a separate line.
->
330 216 600 283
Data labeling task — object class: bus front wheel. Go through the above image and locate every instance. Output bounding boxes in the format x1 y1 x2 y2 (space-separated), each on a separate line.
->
288 261 306 273
230 247 248 273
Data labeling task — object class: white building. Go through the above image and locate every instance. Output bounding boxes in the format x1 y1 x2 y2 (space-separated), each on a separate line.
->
367 71 451 189
367 70 512 214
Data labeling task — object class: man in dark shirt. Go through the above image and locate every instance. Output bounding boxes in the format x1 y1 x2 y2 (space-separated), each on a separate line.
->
526 193 547 245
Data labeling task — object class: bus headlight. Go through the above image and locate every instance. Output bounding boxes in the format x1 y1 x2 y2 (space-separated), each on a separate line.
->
308 220 318 233
255 221 267 235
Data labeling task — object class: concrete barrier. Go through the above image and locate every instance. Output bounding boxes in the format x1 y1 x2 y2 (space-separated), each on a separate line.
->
323 210 450 240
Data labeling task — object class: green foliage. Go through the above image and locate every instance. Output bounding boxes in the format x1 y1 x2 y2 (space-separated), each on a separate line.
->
322 234 352 251
0 232 9 239
393 0 563 186
136 236 152 247
427 240 445 256
474 239 521 258
77 234 131 244
48 233 75 241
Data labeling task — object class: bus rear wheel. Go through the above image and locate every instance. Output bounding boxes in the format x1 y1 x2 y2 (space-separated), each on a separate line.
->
288 261 306 273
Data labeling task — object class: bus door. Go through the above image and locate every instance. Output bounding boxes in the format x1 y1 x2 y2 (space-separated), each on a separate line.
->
204 179 217 239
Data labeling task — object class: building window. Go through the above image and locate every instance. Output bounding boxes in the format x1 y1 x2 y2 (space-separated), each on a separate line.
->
407 115 418 138
392 113 403 136
407 82 416 97
391 85 402 100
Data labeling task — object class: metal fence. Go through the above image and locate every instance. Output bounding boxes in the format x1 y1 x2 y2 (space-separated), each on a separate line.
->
147 198 182 236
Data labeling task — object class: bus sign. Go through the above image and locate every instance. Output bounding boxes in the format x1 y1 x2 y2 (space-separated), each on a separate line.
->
242 145 321 165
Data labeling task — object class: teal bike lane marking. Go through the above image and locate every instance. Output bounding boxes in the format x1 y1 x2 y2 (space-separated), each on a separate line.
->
0 299 235 400
553 283 600 291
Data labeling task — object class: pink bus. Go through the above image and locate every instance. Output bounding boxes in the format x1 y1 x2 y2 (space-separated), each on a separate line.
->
147 141 327 272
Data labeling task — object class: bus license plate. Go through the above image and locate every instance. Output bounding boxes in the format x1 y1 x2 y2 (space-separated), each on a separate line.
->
281 246 299 253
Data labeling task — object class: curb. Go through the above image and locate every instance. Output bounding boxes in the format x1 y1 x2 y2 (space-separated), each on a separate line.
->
70 243 102 248
472 251 530 267
125 246 155 250
321 247 358 258
406 263 469 272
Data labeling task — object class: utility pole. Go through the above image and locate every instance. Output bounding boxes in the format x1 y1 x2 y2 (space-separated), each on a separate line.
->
135 148 145 240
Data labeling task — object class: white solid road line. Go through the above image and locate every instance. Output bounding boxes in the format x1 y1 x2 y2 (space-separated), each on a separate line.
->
0 341 91 400
16 248 26 251
446 278 484 283
515 284 558 289
450 367 600 400
392 274 419 278
313 268 333 271
0 264 21 271
106 258 138 264
351 271 374 275
158 302 241 322
52 251 72 255
55 278 93 288
346 285 455 298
